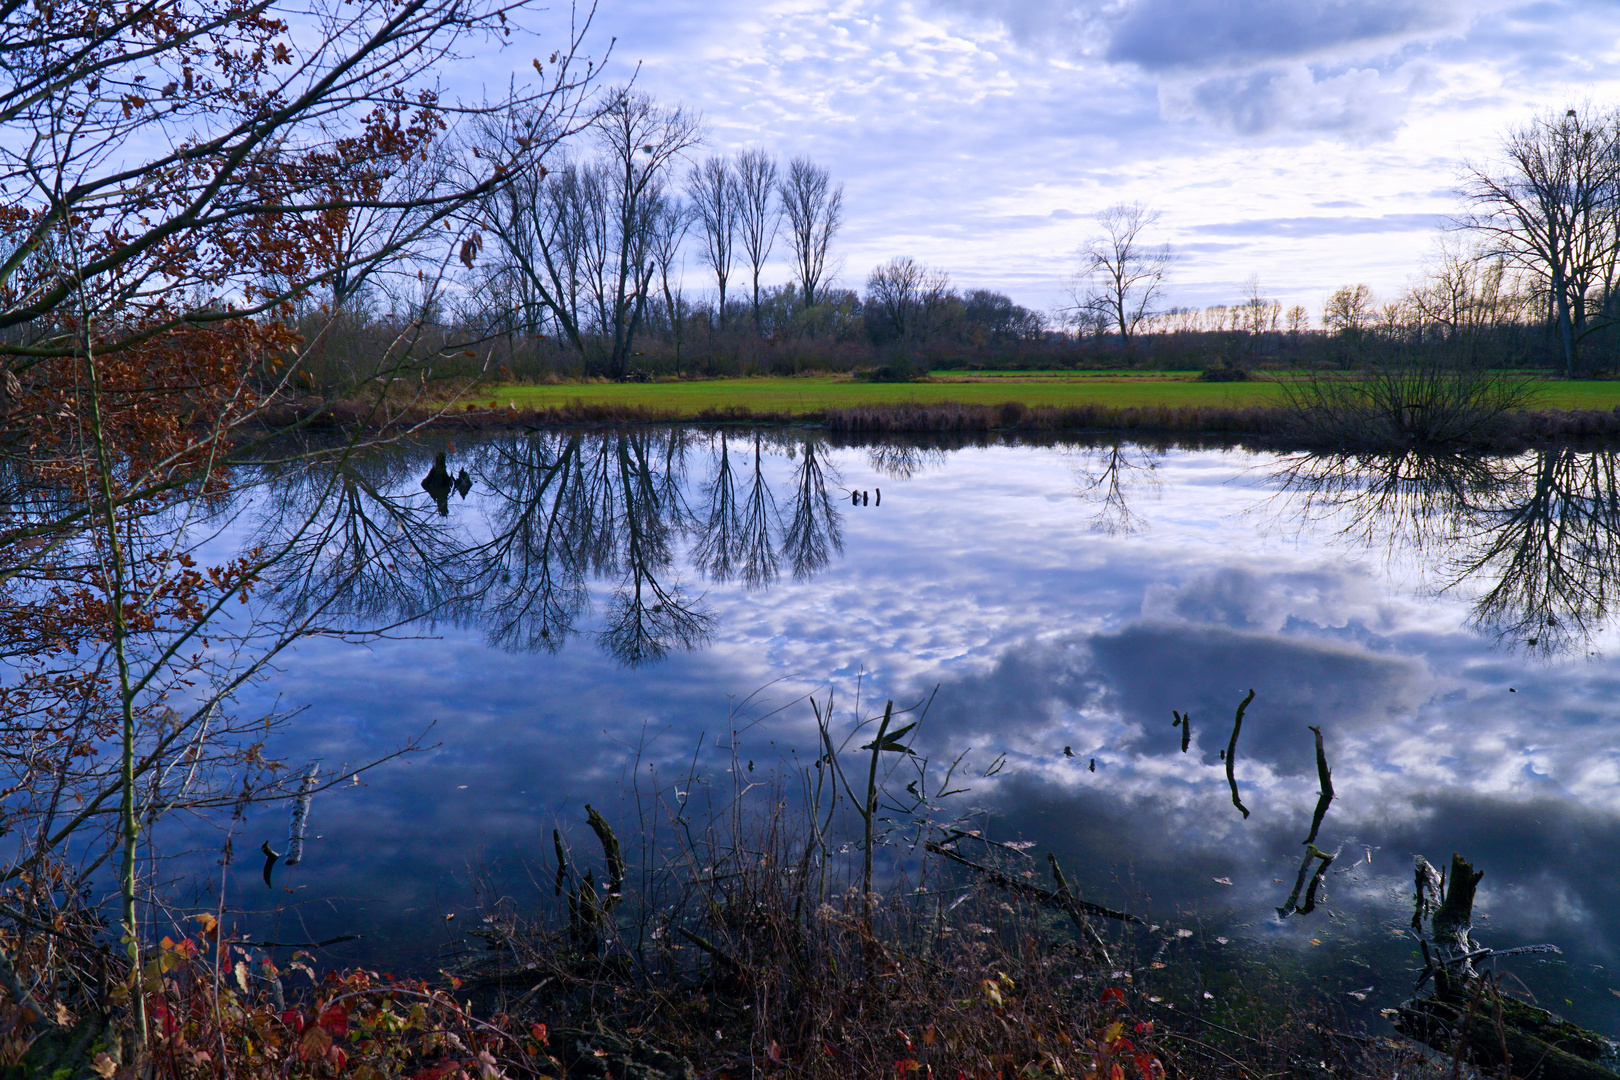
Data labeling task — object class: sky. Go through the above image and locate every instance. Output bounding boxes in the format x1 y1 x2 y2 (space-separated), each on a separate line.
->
452 0 1620 321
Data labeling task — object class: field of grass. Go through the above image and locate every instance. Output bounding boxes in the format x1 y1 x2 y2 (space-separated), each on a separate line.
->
462 374 1285 415
455 372 1620 418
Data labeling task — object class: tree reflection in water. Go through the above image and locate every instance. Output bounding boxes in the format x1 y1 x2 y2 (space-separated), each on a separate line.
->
254 429 847 665
1070 439 1163 535
1269 449 1620 657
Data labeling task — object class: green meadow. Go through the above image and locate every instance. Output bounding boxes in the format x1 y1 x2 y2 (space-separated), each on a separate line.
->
456 372 1620 418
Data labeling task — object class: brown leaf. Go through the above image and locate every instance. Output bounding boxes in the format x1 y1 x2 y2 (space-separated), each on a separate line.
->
298 1024 333 1062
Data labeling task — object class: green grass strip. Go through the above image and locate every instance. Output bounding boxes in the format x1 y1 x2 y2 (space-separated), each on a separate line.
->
452 375 1620 419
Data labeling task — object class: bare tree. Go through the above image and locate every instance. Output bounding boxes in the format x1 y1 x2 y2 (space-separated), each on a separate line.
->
778 156 843 308
1464 104 1620 375
649 194 693 372
1239 274 1279 335
594 89 703 376
1068 202 1173 348
479 145 594 354
734 148 781 332
0 0 598 1049
687 155 736 328
1404 237 1529 355
866 256 925 340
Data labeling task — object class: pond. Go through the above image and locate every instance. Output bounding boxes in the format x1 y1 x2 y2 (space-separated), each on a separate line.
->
201 429 1620 1033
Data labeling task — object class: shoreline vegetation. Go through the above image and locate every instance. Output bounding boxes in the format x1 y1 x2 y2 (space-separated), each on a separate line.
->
286 372 1620 451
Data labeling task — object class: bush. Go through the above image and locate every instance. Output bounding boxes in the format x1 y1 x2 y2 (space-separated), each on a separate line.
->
1281 354 1536 449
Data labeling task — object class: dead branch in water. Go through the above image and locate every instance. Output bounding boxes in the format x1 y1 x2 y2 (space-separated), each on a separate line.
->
1223 690 1255 819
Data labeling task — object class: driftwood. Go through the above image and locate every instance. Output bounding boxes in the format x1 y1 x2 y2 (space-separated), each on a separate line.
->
1393 853 1618 1080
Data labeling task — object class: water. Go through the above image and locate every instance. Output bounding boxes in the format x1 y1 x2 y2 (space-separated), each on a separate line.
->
196 430 1620 1031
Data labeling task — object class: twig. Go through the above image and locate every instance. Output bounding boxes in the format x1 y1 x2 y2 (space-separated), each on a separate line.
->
925 841 1143 924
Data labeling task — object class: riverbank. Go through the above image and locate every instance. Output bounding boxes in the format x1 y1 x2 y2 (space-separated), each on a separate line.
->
260 372 1620 448
303 393 1620 452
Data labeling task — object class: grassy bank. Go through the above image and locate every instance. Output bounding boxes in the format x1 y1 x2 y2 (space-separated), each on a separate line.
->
451 373 1620 419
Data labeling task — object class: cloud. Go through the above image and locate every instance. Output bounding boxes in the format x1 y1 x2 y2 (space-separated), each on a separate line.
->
1188 212 1447 237
1105 0 1470 72
1158 62 1428 137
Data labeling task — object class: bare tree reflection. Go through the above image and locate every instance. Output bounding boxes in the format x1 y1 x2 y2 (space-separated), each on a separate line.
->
1455 449 1620 656
693 433 782 590
1269 449 1620 657
255 428 856 664
781 436 843 580
1071 440 1162 535
693 433 744 584
256 453 469 625
738 434 781 589
468 430 711 665
1266 451 1506 554
866 441 946 481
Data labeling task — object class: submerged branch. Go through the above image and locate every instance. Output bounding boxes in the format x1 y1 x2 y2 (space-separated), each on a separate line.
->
1302 724 1334 846
1224 690 1254 819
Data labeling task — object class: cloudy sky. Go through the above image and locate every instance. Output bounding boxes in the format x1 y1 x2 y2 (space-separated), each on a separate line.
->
461 0 1620 319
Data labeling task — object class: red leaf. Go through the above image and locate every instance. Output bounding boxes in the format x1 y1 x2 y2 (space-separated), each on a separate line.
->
1101 988 1126 1004
281 1009 305 1032
319 1004 349 1035
531 1022 549 1045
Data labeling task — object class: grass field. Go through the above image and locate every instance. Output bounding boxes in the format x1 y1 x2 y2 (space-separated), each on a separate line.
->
456 372 1620 418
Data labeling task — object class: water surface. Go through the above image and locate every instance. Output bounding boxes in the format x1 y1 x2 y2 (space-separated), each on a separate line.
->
207 430 1620 1031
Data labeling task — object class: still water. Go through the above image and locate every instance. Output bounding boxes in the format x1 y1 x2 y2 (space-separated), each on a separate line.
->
209 430 1620 1030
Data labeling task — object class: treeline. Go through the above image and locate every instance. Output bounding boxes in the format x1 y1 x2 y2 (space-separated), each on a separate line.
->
290 96 1620 387
283 86 1058 386
1068 104 1620 377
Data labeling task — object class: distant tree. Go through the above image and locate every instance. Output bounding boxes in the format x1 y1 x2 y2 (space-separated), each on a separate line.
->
1239 275 1279 335
866 256 924 342
1286 304 1310 334
1068 202 1173 347
1403 237 1528 354
688 155 737 329
734 148 781 333
1464 104 1620 375
1323 284 1376 335
779 157 843 308
963 289 1045 343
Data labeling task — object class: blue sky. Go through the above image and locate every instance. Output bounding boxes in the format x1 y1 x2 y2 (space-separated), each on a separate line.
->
456 0 1620 320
